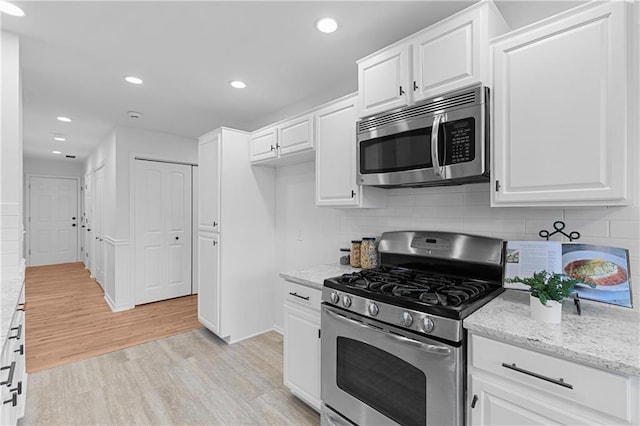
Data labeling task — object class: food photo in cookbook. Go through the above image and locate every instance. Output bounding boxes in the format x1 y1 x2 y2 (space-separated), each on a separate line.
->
504 241 633 308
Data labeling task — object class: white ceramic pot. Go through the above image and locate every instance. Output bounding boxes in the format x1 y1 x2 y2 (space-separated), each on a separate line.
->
529 294 562 324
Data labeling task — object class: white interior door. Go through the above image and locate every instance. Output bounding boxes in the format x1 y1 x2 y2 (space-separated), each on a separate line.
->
94 167 105 286
28 176 79 266
134 160 192 305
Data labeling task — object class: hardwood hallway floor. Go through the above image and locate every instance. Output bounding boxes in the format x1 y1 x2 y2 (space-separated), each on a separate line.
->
25 262 201 373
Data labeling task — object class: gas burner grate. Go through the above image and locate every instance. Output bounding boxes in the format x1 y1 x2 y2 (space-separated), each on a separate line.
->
337 267 495 308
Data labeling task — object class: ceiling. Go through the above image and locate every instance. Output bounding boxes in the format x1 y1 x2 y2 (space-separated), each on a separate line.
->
2 1 583 161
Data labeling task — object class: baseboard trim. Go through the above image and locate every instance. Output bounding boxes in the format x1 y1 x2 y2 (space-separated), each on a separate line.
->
104 294 134 313
226 327 275 344
273 325 284 335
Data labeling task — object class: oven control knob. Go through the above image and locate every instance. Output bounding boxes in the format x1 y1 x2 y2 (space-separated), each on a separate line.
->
421 317 434 333
368 303 379 316
330 292 340 304
401 312 413 327
342 295 352 308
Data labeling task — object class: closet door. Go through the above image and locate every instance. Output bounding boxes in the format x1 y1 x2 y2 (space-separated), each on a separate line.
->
134 160 192 305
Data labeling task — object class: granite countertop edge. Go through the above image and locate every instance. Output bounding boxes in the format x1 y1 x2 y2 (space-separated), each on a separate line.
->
280 264 359 291
464 290 640 377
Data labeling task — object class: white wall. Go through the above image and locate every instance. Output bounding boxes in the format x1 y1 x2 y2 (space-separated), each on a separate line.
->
24 157 84 178
1 31 24 282
273 161 341 331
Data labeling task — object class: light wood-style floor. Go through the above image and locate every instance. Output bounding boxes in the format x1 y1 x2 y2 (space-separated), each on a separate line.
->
20 329 320 425
25 262 202 373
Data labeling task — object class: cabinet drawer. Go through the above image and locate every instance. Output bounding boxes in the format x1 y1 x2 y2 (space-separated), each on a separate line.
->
470 335 633 422
284 281 322 311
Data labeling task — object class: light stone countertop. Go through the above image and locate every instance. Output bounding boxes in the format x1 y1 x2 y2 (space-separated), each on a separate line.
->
464 290 640 376
280 264 359 290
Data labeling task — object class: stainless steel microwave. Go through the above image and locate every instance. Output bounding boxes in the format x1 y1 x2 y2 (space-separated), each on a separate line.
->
356 84 490 188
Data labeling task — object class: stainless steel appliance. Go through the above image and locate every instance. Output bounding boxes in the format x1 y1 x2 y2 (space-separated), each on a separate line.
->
320 231 504 426
357 84 489 188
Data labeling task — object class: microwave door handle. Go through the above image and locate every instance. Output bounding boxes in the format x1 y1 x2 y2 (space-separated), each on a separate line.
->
431 114 443 177
440 113 448 178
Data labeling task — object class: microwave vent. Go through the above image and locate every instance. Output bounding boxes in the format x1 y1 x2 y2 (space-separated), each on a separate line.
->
358 87 480 133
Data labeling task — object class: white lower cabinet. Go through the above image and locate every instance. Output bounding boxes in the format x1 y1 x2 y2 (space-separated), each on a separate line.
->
197 232 220 335
468 334 640 425
283 281 321 411
0 285 27 426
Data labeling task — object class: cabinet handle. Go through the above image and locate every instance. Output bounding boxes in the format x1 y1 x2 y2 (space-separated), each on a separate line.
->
14 344 24 355
413 81 418 91
212 240 218 246
270 145 275 151
0 361 16 386
289 292 310 301
275 143 281 150
351 190 356 198
471 394 478 408
501 363 573 389
10 381 22 395
213 221 217 228
3 393 17 407
17 303 25 312
8 325 22 340
495 180 501 192
399 86 405 96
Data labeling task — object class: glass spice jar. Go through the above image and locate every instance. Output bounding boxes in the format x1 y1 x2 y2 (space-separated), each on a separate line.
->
339 248 350 265
360 238 371 269
350 240 361 268
366 238 379 269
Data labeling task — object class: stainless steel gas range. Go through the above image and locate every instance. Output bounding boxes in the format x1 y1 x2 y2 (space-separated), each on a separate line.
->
320 231 505 426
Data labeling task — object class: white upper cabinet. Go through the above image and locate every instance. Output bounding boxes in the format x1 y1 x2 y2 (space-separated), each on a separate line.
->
357 44 410 118
198 132 221 232
249 126 278 163
357 1 509 118
278 113 314 156
250 114 314 166
491 1 632 207
315 94 385 208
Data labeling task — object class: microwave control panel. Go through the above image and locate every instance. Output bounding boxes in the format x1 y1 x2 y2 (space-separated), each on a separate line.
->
448 119 475 164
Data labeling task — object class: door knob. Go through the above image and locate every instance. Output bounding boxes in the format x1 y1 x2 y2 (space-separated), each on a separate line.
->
175 236 179 240
72 217 76 220
72 224 76 227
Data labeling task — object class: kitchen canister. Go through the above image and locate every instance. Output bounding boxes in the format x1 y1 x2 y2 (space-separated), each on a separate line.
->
366 237 379 269
350 241 362 268
360 237 377 269
339 248 351 265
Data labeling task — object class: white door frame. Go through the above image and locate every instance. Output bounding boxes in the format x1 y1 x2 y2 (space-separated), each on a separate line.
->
129 153 198 305
25 174 81 266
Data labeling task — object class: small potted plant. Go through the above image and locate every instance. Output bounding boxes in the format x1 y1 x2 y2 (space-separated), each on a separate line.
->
506 271 589 323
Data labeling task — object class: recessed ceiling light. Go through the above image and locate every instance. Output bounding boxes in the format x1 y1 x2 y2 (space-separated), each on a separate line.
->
53 135 66 142
0 1 25 17
57 116 72 123
230 80 246 89
52 150 62 155
125 76 143 85
316 17 338 34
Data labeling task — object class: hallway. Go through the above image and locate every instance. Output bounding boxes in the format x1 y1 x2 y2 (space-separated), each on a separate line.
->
25 262 201 373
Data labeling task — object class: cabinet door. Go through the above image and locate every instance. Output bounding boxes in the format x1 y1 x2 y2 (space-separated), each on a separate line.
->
198 134 220 232
357 43 410 118
284 304 321 411
469 374 596 426
197 233 220 335
315 96 359 207
278 113 314 156
412 7 480 102
491 2 630 206
250 127 278 163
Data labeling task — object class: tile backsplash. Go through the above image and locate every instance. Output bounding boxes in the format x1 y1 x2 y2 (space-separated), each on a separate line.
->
339 182 640 311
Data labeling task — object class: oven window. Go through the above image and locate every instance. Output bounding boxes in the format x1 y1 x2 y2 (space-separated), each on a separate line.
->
336 337 426 426
360 127 432 174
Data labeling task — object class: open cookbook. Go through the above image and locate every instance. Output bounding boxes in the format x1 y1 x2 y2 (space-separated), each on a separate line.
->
504 241 633 308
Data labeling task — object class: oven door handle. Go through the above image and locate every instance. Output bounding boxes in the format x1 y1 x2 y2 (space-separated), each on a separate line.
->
324 307 451 356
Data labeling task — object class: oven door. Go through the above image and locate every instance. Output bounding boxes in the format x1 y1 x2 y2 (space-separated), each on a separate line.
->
321 305 463 426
